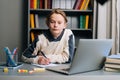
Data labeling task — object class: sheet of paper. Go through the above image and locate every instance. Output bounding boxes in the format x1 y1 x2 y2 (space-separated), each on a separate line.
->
32 63 58 68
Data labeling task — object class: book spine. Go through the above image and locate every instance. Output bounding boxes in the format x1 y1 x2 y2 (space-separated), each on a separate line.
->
71 0 76 9
84 0 90 10
44 0 47 9
40 0 43 9
74 0 81 10
33 0 37 9
105 63 120 69
67 16 72 28
71 17 77 29
30 14 35 28
105 58 120 64
32 0 91 9
80 15 86 29
35 14 39 28
31 32 35 42
66 0 72 9
30 0 34 9
53 0 60 8
47 0 51 9
52 0 55 8
60 0 66 9
80 0 86 10
73 0 77 9
104 67 120 72
78 0 84 10
85 15 89 29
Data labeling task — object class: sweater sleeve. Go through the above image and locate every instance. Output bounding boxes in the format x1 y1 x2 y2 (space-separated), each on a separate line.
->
22 36 39 63
67 34 75 63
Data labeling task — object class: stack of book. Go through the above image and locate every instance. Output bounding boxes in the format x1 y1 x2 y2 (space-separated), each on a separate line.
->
104 54 120 72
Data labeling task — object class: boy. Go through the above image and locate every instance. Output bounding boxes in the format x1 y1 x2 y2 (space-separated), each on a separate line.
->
22 8 75 65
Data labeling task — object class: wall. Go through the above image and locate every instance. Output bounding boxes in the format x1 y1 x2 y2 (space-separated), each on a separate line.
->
0 0 28 62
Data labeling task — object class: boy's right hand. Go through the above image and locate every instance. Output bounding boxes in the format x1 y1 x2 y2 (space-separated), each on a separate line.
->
38 56 50 65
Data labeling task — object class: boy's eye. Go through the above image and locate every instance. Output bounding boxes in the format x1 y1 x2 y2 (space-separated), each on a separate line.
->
50 20 63 24
58 22 62 24
50 21 55 23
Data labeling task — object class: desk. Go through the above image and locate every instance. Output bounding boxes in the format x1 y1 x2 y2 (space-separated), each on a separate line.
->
0 63 120 80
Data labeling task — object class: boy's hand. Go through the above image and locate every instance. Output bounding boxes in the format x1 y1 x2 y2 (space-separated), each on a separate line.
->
38 56 50 65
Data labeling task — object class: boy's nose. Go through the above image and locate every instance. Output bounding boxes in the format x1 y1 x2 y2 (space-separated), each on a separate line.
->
54 23 58 27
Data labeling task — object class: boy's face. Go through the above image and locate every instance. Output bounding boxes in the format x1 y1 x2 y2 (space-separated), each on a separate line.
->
48 13 67 38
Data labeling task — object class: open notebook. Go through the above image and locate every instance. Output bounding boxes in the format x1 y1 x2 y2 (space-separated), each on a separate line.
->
45 39 113 75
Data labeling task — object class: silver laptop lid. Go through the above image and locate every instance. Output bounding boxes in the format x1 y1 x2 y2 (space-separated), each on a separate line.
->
69 39 113 74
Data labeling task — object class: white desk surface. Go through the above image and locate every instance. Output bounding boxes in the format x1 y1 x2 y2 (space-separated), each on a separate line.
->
0 63 120 80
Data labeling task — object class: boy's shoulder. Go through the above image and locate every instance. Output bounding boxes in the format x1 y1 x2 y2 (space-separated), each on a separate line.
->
64 29 73 34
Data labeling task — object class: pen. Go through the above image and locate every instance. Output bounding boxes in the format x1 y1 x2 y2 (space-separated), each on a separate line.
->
12 47 18 55
40 51 47 58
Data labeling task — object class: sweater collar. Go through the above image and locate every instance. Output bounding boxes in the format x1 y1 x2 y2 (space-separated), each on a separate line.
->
44 29 65 42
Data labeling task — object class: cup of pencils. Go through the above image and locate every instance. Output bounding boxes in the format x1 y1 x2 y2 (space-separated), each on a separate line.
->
4 47 18 67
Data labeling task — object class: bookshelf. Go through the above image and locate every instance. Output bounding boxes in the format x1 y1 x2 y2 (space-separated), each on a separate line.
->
28 0 94 46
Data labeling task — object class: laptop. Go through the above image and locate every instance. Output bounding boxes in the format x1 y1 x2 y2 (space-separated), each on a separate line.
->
46 39 113 75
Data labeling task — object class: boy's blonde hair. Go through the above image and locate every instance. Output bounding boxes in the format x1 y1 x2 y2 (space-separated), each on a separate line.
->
46 8 68 26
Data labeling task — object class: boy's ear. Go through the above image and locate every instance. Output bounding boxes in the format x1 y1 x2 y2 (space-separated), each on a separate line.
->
64 23 67 28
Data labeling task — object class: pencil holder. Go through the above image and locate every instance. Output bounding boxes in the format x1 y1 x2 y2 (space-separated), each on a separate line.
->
4 47 18 67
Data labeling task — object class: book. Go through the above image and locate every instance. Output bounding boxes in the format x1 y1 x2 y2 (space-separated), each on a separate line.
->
44 0 48 9
104 54 120 72
47 0 52 9
105 54 120 64
73 0 81 10
67 16 72 28
80 0 87 10
71 17 78 29
66 0 72 9
104 63 120 69
84 0 90 10
52 0 55 8
52 0 60 8
85 15 89 29
39 16 48 29
71 0 76 9
30 0 34 9
31 32 35 42
40 0 43 9
33 0 37 9
37 0 40 9
80 15 86 29
78 0 84 10
30 14 35 28
104 67 120 72
107 54 120 59
105 58 120 64
35 14 39 28
80 15 83 29
60 0 66 9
